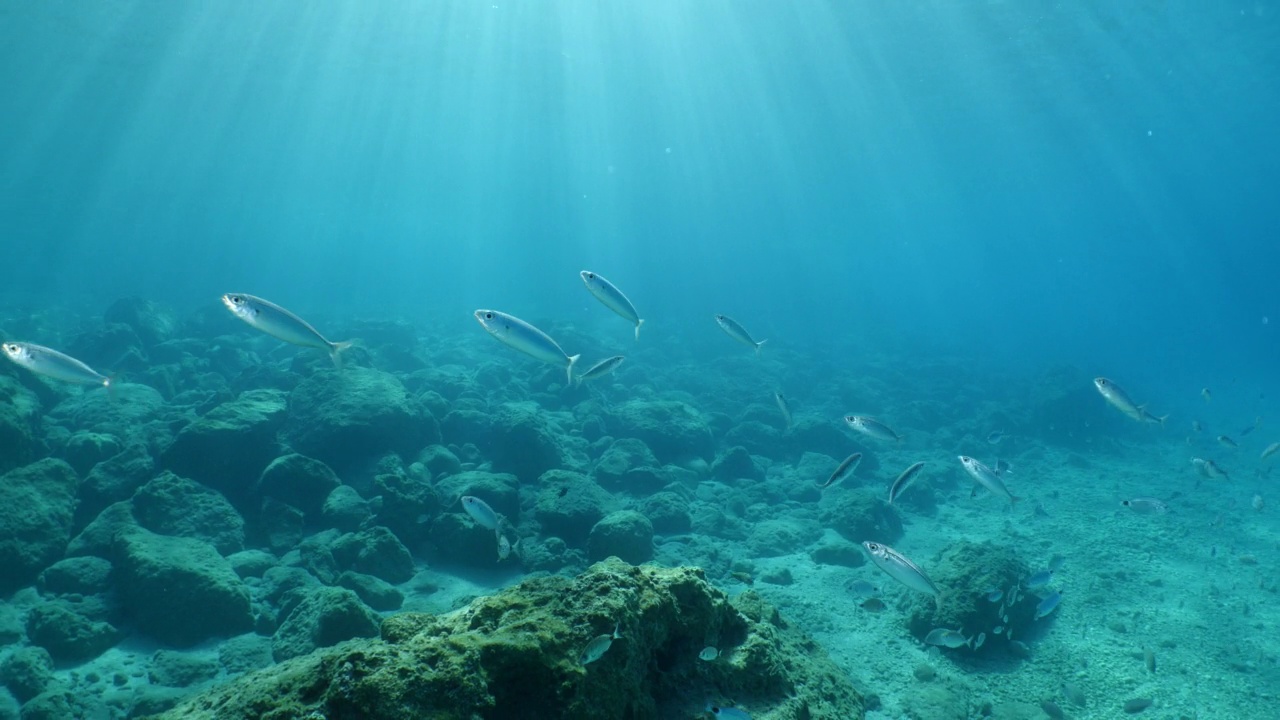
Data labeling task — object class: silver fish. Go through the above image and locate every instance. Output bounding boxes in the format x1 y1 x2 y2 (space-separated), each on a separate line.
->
1 342 111 388
1121 497 1168 514
844 415 903 443
1217 435 1238 449
698 646 721 661
817 452 861 489
461 495 499 530
1093 377 1167 426
774 392 793 430
987 430 1006 444
1035 590 1063 619
222 293 352 367
474 309 580 384
580 271 644 339
496 530 512 561
1261 442 1280 461
847 579 882 598
924 628 971 649
974 632 986 649
888 461 926 505
705 703 751 720
958 456 1020 505
862 542 941 610
575 355 625 386
1025 569 1054 590
1192 457 1229 480
714 314 766 354
580 622 622 665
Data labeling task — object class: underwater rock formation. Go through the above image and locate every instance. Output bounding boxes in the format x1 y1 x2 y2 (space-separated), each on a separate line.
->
154 559 865 720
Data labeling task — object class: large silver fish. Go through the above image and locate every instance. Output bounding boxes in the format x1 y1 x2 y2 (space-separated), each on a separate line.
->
1093 377 1167 426
958 455 1020 506
580 271 644 340
2 342 111 389
474 309 580 384
862 541 941 610
222 293 352 368
888 461 927 505
714 315 766 354
817 452 861 489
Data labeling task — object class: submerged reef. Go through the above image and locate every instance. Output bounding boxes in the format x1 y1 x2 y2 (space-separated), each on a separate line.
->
152 558 864 720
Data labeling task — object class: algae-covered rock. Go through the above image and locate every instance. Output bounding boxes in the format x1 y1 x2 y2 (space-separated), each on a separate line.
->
65 501 140 559
0 458 79 592
0 375 40 475
0 646 55 703
534 469 616 545
157 559 864 719
587 510 655 564
820 486 903 546
148 649 220 688
608 400 715 463
26 601 122 662
256 453 342 517
161 389 287 503
132 471 246 554
905 540 1035 655
75 443 154 526
271 586 382 662
59 431 123 476
36 555 113 596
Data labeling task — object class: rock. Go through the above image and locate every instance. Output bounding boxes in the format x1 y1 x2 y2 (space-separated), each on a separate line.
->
426 512 505 569
437 470 520 520
46 383 166 440
0 603 22 645
337 571 404 611
808 533 867 568
218 634 274 675
65 501 140 559
271 586 382 662
255 454 341 517
416 445 461 478
59 431 122 476
746 519 818 558
103 296 176 347
905 540 1033 654
587 511 654 564
26 601 122 663
711 445 764 482
18 689 108 720
36 556 113 596
0 458 79 592
488 403 563 480
132 471 246 554
760 567 795 586
591 437 659 490
0 376 40 475
148 649 220 688
128 686 189 718
533 469 615 546
820 487 903 546
259 566 320 613
635 492 692 535
64 322 145 375
368 468 441 551
258 497 306 555
330 526 415 584
155 559 864 720
227 549 277 579
607 400 714 463
281 368 438 471
114 529 254 646
0 646 55 703
75 443 154 527
161 389 287 504
320 485 379 533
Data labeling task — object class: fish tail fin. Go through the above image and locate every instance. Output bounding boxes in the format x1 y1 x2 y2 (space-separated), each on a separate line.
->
1157 414 1169 427
566 354 581 385
635 319 644 340
755 339 768 355
330 340 354 369
613 622 623 639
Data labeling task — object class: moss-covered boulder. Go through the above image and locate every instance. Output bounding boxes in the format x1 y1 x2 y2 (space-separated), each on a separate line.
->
161 389 287 503
132 471 246 554
534 469 616 546
75 443 154 526
488 402 564 481
607 400 715 464
819 486 903 546
587 511 654 564
0 375 41 475
155 559 864 719
26 600 122 663
256 453 342 517
0 458 79 592
272 586 382 662
36 555 113 596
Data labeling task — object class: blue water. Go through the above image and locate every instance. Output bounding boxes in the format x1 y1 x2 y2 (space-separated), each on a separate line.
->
2 2 1278 717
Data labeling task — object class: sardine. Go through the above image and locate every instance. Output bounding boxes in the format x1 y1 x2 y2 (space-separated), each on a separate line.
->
1093 377 1167 426
1217 435 1238 448
862 542 941 610
575 355 625 386
958 456 1020 505
1261 442 1280 461
714 314 766 354
474 309 580 384
774 392 793 430
817 452 861 489
580 271 644 339
844 415 903 443
222 293 352 367
2 342 111 389
462 495 500 530
888 461 927 505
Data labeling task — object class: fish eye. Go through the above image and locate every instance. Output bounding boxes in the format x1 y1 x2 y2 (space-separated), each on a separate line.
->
587 272 594 279
231 295 244 304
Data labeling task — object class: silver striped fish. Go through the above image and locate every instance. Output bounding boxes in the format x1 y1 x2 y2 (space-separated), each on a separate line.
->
576 355 625 386
958 456 1020 506
817 452 861 489
222 293 352 368
844 415 903 443
474 309 580 384
862 541 941 611
714 314 766 354
580 271 644 340
888 461 926 505
2 342 111 389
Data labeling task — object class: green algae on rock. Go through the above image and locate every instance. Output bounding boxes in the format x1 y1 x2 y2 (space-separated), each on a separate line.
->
154 559 864 720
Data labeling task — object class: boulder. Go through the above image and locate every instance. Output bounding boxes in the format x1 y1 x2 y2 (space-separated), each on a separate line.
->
0 458 79 592
0 646 56 704
607 400 714 463
148 649 220 688
330 526 415 584
533 469 615 546
337 571 404 612
75 443 155 526
255 454 342 517
25 601 122 663
59 431 122 476
36 556 113 596
132 471 246 554
161 389 287 503
587 511 654 564
488 402 563 480
271 586 381 662
65 501 140 559
0 376 40 474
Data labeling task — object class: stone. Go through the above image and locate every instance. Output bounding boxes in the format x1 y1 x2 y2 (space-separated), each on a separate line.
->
148 649 220 688
36 556 113 596
12 688 108 720
330 526 415 584
255 454 342 517
488 402 563 480
587 511 654 564
271 586 381 662
26 601 122 663
337 571 404 611
218 634 274 675
161 389 287 504
75 443 154 527
416 444 461 478
114 529 254 646
0 458 79 592
0 376 40 475
746 519 817 558
65 501 140 559
154 559 864 720
320 485 379 533
533 469 615 546
0 646 55 703
103 296 176 347
711 445 764 482
59 431 122 476
259 497 306 555
132 471 246 554
591 437 660 490
808 533 867 568
820 487 903 547
607 400 715 463
227 549 277 579
436 470 520 521
635 492 692 534
281 367 438 471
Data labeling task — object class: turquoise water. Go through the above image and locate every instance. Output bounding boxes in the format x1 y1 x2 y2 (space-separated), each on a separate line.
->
1 2 1277 718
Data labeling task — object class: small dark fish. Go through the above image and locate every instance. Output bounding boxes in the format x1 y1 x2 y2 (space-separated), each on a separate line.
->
1218 435 1238 448
847 579 881 598
729 571 754 586
987 430 1006 444
1202 387 1212 403
993 458 1013 474
1123 697 1153 714
1061 682 1087 708
887 461 926 505
1040 700 1066 720
817 452 862 489
1143 647 1156 673
1241 416 1262 436
859 597 887 612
